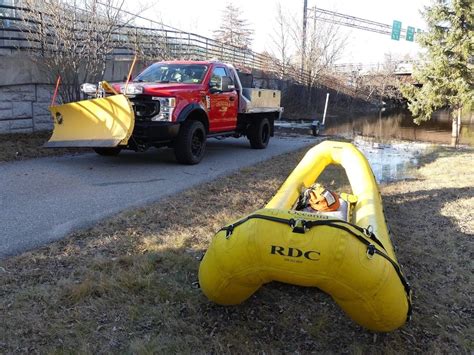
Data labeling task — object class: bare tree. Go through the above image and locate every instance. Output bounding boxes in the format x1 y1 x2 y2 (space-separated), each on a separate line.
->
19 0 141 103
270 3 294 78
296 16 347 86
126 27 172 66
364 53 405 105
213 2 254 50
287 12 347 106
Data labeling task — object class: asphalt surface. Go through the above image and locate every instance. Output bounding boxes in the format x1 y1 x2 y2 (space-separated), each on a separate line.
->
0 136 317 257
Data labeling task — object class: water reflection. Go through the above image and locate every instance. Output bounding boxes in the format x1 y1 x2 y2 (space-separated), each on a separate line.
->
323 109 474 146
277 109 473 146
276 109 472 183
352 136 431 183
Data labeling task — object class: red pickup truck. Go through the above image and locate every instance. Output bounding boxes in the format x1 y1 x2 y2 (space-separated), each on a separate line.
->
46 60 283 164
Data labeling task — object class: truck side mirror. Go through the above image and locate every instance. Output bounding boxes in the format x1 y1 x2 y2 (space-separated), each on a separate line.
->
221 77 235 92
209 80 220 93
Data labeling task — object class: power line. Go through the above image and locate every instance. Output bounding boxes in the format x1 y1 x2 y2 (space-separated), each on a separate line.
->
309 7 408 38
94 2 414 43
302 0 308 73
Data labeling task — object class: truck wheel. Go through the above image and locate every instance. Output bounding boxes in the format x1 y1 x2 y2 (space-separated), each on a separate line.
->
174 120 206 164
93 147 122 156
248 117 270 149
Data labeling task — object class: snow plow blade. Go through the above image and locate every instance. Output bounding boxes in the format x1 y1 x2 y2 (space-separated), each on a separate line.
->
44 94 134 148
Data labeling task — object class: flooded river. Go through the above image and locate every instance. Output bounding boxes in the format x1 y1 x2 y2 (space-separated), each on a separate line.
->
351 136 432 183
276 109 473 183
277 109 474 146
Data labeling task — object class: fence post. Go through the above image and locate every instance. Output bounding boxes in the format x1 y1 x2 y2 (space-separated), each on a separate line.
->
40 12 45 55
165 30 170 58
187 33 190 59
135 27 138 57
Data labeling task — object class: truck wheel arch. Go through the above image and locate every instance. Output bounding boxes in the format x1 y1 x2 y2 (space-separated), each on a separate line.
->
177 104 209 133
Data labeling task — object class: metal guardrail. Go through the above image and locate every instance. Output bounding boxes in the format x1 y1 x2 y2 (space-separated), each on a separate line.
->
0 3 311 83
0 3 379 100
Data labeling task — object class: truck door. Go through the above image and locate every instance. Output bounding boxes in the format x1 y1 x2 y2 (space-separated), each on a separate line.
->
208 67 238 132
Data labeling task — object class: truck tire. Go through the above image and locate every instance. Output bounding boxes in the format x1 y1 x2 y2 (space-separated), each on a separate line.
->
93 147 122 156
248 117 270 149
174 120 206 164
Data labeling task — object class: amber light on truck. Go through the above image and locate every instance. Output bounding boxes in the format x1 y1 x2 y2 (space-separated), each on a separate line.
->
151 97 176 121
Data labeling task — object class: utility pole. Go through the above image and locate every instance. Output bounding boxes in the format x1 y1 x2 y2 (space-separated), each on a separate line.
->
301 0 308 74
312 5 317 33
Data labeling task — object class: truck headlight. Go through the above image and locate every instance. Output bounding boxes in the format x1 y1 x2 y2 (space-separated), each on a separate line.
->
80 83 97 96
151 97 176 122
120 84 143 95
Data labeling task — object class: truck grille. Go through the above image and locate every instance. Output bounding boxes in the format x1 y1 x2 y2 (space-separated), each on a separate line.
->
130 95 160 121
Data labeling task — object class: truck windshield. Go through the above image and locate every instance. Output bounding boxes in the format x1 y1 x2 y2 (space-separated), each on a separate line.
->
134 64 208 84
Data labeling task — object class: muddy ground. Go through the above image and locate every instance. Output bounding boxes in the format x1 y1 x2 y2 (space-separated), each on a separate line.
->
0 140 472 353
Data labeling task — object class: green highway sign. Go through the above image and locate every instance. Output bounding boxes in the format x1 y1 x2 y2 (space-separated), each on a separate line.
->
391 20 402 40
406 26 415 41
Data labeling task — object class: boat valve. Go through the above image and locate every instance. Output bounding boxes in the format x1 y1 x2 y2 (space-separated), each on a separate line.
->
290 219 308 234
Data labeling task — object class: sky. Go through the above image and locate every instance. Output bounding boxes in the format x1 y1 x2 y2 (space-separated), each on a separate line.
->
125 0 432 65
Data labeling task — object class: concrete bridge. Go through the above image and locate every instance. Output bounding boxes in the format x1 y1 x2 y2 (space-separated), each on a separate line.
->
332 60 417 76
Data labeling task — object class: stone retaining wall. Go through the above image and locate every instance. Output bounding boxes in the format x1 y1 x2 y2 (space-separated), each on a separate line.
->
0 54 135 134
0 84 54 133
0 54 375 134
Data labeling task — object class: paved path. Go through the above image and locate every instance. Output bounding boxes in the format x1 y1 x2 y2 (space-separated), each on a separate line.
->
0 136 317 257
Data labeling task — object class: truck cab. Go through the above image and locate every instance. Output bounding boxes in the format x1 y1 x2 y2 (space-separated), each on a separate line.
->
46 60 283 164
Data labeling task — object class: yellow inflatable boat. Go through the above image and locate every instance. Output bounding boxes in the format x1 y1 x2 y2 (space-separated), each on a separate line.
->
199 140 412 332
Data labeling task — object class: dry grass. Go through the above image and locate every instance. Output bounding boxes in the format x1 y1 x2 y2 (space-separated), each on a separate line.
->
0 131 88 162
0 143 473 353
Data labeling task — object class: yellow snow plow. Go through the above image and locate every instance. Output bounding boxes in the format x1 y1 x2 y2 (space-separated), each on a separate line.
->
44 82 135 148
